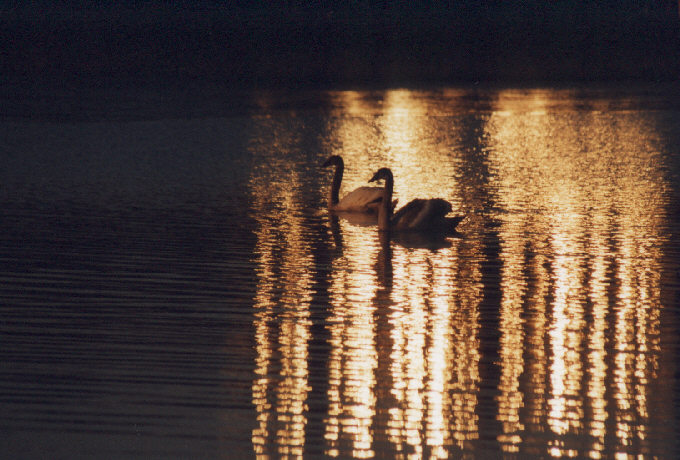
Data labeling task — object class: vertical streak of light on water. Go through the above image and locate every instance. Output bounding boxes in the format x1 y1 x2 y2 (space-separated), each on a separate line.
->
485 89 670 458
248 114 314 458
319 89 487 458
323 222 378 459
244 87 677 459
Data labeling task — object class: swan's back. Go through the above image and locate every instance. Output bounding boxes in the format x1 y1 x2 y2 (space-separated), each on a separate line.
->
392 198 452 230
335 186 384 212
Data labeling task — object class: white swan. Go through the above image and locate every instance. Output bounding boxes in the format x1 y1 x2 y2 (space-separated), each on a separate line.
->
323 155 390 213
368 167 464 233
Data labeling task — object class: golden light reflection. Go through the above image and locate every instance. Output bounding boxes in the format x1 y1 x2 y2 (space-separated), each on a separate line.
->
379 89 463 210
585 210 610 459
321 90 484 459
547 216 586 440
324 91 386 190
250 194 313 457
386 243 482 458
249 114 313 459
486 89 668 458
246 88 672 459
323 221 378 459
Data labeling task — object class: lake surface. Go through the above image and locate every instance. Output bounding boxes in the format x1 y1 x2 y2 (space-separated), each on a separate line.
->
1 85 679 459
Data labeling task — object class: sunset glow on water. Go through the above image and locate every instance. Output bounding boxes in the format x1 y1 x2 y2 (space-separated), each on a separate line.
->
1 86 679 459
245 88 678 458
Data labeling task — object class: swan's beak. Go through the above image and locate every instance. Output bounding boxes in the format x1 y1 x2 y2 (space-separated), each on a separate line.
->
369 171 380 183
322 157 332 167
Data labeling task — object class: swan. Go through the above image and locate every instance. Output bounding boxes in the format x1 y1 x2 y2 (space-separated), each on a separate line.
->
323 155 392 213
368 167 464 233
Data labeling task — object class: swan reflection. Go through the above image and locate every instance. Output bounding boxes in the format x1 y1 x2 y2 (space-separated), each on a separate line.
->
391 232 456 251
331 211 378 227
376 232 393 289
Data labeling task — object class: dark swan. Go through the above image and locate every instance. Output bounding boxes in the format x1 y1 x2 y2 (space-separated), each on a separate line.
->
369 167 464 233
323 155 393 213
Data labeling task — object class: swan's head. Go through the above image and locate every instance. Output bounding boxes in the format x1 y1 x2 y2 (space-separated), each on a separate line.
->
322 155 343 168
369 167 393 183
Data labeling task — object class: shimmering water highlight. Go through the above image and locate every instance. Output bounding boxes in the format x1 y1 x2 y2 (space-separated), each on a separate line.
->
1 85 679 459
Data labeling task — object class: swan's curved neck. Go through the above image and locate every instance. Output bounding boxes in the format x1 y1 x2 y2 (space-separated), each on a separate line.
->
329 161 344 207
378 173 393 232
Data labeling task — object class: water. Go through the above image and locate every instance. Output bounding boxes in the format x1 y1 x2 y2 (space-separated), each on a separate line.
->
1 85 679 459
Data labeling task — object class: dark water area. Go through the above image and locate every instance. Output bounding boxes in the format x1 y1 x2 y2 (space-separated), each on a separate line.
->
1 84 680 459
2 2 680 89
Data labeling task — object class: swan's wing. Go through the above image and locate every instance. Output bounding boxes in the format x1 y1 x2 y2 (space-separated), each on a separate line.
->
391 199 426 228
335 186 384 212
392 198 452 230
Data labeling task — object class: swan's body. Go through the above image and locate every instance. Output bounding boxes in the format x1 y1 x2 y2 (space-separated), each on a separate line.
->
323 156 392 213
369 167 464 233
331 185 384 212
